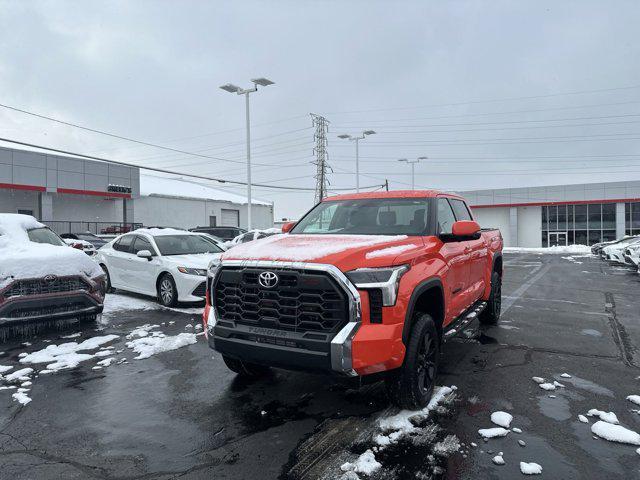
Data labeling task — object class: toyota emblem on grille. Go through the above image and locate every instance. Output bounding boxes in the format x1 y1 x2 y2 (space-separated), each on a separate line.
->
43 274 58 283
258 271 279 288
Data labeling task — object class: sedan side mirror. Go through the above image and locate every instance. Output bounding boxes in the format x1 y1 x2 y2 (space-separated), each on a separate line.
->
281 222 296 233
441 220 481 242
137 249 153 260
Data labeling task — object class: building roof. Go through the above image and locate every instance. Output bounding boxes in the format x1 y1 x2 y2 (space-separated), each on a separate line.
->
139 174 272 206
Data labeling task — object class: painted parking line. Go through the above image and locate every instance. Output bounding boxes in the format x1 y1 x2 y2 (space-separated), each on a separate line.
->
501 263 552 314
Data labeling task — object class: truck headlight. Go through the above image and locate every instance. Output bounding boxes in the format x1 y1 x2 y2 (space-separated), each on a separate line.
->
177 267 207 276
345 265 409 306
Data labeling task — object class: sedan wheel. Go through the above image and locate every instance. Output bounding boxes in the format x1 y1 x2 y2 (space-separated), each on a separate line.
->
158 275 178 307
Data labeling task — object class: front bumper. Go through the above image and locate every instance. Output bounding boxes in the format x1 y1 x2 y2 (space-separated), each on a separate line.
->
206 260 362 376
175 273 207 302
0 293 103 325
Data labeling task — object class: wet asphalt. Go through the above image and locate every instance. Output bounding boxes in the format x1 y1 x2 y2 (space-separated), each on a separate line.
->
0 252 639 479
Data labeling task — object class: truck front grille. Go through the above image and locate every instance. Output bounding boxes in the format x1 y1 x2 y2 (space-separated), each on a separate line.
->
3 276 89 298
214 267 349 333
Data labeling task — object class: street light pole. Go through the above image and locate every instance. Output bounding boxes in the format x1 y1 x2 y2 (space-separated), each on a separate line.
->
220 77 274 230
338 130 376 193
398 156 427 190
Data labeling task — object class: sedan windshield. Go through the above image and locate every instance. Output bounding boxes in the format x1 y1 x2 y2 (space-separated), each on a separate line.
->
153 235 223 255
27 227 66 246
291 198 430 236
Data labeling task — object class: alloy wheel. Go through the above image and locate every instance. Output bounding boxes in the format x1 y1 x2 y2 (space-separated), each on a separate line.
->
416 334 437 394
160 279 174 304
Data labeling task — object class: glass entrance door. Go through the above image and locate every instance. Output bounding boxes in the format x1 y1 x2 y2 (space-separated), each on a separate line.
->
549 232 568 247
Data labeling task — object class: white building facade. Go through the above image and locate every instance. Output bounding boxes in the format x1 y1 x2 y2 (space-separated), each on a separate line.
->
457 180 640 247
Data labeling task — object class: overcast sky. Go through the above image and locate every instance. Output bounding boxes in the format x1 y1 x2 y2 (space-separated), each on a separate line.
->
1 0 639 219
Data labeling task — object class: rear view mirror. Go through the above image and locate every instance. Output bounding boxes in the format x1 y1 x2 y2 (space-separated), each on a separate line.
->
137 249 153 260
281 222 295 233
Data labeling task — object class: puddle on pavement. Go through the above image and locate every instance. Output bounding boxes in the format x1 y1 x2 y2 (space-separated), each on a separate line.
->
559 375 614 397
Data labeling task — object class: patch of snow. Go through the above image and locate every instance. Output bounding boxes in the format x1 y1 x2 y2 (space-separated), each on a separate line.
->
432 434 461 456
491 411 513 428
94 350 114 358
560 373 572 378
96 357 115 367
518 440 526 447
19 335 118 371
12 390 31 405
492 454 505 465
478 427 510 439
591 421 640 445
587 409 619 425
340 449 381 476
126 324 160 339
61 332 82 339
553 381 565 388
126 333 197 359
505 245 591 255
20 381 32 387
520 462 542 475
578 415 589 423
532 377 545 384
0 365 12 374
4 367 33 382
512 427 522 433
103 294 158 316
539 383 556 391
626 395 640 406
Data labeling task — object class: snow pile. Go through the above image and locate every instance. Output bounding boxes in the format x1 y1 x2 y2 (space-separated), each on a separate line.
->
19 335 119 371
12 390 31 406
340 449 381 476
126 324 161 339
365 244 417 259
520 462 542 475
103 294 158 316
492 453 505 465
4 367 33 382
591 421 640 445
626 395 640 406
0 365 12 374
539 383 557 391
222 234 409 262
478 427 510 439
126 332 197 359
505 245 592 255
586 409 619 424
578 415 589 423
560 373 572 378
490 411 513 428
532 377 545 384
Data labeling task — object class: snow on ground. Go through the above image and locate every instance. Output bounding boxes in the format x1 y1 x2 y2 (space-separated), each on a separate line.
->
586 409 619 425
490 411 513 428
12 390 31 405
4 367 33 382
504 245 592 255
626 395 640 406
520 462 543 475
126 332 197 360
478 427 510 439
591 421 640 445
0 365 12 374
103 294 158 316
492 453 505 465
532 377 545 384
340 449 381 476
560 373 572 378
578 415 589 423
539 382 556 391
19 335 119 372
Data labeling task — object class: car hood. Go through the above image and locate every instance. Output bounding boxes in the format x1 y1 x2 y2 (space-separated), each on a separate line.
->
221 234 426 271
0 238 103 289
161 253 222 269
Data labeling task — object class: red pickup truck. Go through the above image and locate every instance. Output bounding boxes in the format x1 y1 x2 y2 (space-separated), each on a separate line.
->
203 191 503 408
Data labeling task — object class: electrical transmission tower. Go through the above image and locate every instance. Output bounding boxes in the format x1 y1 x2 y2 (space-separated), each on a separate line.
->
311 113 330 203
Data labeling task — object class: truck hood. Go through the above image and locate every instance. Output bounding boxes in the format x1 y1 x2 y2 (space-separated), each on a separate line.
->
221 234 425 271
162 253 221 269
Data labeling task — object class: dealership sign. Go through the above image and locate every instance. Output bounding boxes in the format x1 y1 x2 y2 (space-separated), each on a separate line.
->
107 185 132 194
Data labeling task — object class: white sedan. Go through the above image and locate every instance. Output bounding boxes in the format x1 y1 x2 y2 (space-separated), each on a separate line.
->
96 228 223 306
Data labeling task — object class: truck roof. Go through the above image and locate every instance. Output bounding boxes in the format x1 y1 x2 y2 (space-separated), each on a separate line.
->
323 190 466 202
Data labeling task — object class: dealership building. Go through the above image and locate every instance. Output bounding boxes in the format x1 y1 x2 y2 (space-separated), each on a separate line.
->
0 146 274 233
458 180 640 247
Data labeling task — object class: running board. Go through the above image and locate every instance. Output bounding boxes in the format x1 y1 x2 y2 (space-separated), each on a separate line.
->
442 300 487 341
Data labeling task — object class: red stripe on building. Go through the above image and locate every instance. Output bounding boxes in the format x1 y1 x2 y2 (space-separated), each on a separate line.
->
470 197 640 209
56 188 131 199
0 182 46 192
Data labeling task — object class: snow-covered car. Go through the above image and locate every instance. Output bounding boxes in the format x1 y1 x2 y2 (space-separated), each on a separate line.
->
622 243 640 268
60 232 108 249
602 236 640 263
223 228 282 249
591 239 620 255
0 214 106 330
63 238 97 256
96 228 224 307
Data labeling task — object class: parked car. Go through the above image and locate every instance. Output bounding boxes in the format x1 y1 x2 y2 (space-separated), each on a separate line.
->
224 228 282 248
591 239 621 255
96 228 224 307
196 233 228 250
622 243 640 268
602 236 640 263
63 238 97 256
189 226 247 241
204 191 503 409
60 232 108 249
0 214 106 332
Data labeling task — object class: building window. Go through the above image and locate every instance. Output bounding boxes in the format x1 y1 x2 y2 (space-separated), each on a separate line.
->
541 202 621 247
627 202 640 235
209 215 217 227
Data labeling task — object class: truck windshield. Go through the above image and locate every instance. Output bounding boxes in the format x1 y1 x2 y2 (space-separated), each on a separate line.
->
291 198 430 236
154 235 223 255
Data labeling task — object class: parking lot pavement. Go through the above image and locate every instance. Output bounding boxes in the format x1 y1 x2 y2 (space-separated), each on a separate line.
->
0 253 639 480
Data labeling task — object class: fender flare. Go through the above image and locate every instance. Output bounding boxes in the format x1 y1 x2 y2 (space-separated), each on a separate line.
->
492 252 503 276
401 277 445 345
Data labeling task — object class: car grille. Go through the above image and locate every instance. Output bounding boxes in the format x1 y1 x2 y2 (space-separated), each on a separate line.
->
3 276 89 298
192 281 207 297
214 267 349 333
6 302 89 319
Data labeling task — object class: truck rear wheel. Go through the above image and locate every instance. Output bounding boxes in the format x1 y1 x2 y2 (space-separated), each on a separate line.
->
385 313 439 409
479 271 501 325
222 355 271 377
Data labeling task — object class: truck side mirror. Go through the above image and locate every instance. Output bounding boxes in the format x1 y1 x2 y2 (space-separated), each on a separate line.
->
452 220 480 237
281 222 296 233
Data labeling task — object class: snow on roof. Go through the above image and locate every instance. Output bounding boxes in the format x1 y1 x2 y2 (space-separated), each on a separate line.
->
134 227 201 237
139 174 272 206
0 214 44 241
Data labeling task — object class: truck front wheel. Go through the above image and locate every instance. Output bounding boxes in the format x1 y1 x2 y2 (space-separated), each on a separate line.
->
222 355 271 377
385 313 439 409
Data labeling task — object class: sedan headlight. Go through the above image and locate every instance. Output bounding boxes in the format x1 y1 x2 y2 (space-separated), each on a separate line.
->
345 265 409 306
177 267 207 276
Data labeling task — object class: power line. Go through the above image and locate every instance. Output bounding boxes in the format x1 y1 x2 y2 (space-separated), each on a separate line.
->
0 136 385 191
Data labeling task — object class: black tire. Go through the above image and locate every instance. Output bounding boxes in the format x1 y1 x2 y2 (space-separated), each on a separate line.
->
479 271 502 325
385 313 440 409
157 274 179 307
222 355 271 377
100 264 115 293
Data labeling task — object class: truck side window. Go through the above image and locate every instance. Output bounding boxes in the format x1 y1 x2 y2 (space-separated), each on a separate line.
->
437 199 456 234
450 199 473 221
